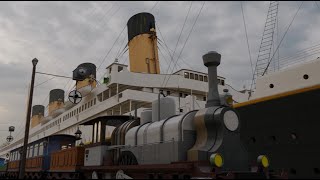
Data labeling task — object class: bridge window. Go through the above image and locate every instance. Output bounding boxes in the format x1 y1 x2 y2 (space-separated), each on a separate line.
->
204 76 208 82
190 73 194 79
184 72 189 78
199 75 203 81
195 74 199 80
118 66 123 72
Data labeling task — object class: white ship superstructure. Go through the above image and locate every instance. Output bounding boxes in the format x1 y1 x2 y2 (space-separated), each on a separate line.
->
0 61 251 158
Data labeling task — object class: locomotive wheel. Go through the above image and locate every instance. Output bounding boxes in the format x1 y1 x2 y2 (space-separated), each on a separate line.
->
118 151 138 165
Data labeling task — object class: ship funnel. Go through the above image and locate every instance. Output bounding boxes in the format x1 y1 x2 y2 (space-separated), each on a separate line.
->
203 51 221 107
48 89 64 116
73 63 97 93
127 12 160 74
31 105 44 128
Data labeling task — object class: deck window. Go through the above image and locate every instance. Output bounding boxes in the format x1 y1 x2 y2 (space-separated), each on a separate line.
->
184 72 189 78
204 76 208 82
118 66 123 72
195 74 199 80
190 73 194 79
39 143 44 156
199 75 203 81
34 144 39 156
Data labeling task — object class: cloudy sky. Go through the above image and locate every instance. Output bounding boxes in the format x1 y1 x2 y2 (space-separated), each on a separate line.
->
0 1 319 145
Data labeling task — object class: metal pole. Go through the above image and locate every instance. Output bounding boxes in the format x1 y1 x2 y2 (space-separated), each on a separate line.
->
158 90 161 122
19 58 38 179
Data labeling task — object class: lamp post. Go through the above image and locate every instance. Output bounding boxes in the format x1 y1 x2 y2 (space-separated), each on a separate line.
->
75 127 83 146
18 58 38 179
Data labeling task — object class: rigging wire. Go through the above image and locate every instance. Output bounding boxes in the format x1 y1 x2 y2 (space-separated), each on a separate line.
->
278 44 320 62
315 1 320 9
164 1 193 76
158 43 182 71
100 5 122 30
96 25 127 73
158 40 196 71
240 1 254 79
115 33 128 59
262 1 304 76
162 1 206 88
36 72 73 79
150 1 159 12
34 77 56 88
94 2 115 29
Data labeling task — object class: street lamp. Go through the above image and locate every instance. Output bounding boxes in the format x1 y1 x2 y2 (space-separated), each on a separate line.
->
18 58 38 179
75 127 83 147
75 127 82 141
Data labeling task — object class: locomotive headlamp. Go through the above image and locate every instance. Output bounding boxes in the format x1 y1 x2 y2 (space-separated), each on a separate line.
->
226 96 233 106
210 153 224 168
257 155 270 168
223 110 239 131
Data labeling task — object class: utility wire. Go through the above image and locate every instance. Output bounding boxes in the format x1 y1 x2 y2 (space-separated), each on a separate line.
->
163 1 206 88
240 1 254 78
262 1 304 76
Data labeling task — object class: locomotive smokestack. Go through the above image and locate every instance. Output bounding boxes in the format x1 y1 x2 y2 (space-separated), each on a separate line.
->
203 51 221 107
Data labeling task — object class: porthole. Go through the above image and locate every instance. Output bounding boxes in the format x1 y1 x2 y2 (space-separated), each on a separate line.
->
291 133 297 140
269 84 274 88
303 74 309 80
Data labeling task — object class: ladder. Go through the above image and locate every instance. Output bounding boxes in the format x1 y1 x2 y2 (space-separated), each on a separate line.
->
252 1 279 89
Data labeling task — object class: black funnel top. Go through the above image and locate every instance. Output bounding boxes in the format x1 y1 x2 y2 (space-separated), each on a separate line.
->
49 89 64 103
32 105 45 116
127 12 155 42
73 63 96 81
